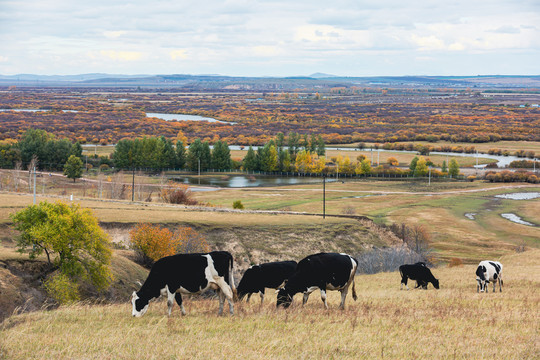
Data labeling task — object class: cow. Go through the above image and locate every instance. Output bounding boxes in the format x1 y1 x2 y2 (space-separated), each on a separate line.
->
131 251 235 317
399 262 439 290
476 260 503 293
276 253 358 310
237 260 297 304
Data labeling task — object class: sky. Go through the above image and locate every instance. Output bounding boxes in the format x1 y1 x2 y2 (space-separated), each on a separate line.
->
0 0 539 77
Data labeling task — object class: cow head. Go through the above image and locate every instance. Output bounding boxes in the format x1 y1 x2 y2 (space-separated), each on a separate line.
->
131 291 149 317
476 265 487 293
432 278 440 289
276 288 293 308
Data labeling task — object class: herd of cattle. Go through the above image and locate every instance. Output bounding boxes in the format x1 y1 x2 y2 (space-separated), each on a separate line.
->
131 251 504 317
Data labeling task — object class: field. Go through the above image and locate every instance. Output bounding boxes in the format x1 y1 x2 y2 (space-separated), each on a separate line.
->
1 168 539 263
1 249 538 359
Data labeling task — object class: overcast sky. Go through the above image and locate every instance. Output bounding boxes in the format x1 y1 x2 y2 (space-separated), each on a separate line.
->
0 0 539 76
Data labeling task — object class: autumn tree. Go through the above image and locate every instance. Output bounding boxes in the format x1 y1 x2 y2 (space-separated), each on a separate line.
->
130 223 209 267
387 157 399 166
414 156 428 177
11 201 113 298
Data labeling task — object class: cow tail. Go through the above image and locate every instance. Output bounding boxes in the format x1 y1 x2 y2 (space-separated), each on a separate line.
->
352 257 358 301
229 254 238 301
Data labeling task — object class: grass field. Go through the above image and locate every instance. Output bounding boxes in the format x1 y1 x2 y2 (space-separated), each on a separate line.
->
1 249 538 360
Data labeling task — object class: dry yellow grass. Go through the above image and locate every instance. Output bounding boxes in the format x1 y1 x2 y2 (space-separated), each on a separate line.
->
1 250 538 359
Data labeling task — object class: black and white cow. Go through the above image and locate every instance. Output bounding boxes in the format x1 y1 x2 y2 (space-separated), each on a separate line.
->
131 251 235 317
476 260 503 293
399 262 439 290
237 260 297 304
276 253 358 310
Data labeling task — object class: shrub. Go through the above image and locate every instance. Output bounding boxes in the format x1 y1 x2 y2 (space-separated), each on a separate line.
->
130 223 209 267
233 200 244 209
341 206 356 215
467 175 476 182
448 258 463 267
161 182 197 205
44 272 80 304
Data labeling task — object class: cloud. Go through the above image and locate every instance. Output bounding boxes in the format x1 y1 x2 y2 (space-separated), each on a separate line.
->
252 46 280 57
103 31 126 39
0 56 7 62
170 49 188 60
100 50 142 61
489 26 520 34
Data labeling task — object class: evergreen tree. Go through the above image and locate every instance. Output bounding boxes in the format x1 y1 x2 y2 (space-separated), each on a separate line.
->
316 135 326 156
441 160 448 173
187 139 211 171
175 141 186 169
287 132 300 158
243 146 257 171
70 142 83 158
409 156 419 172
18 128 52 165
449 159 460 177
211 140 231 170
64 155 83 182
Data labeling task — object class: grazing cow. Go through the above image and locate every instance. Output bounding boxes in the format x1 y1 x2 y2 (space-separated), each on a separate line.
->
276 253 358 310
476 260 503 293
399 262 439 290
237 260 297 304
131 251 235 317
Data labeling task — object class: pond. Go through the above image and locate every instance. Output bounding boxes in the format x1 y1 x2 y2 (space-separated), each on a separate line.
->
495 192 540 200
146 113 235 124
500 213 535 226
169 174 334 188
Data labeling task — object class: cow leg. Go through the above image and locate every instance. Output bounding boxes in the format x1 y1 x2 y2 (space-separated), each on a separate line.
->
175 293 186 316
166 286 176 316
339 288 349 310
213 277 234 315
401 276 409 290
218 290 225 315
303 292 310 305
320 289 328 310
246 293 252 303
499 277 503 292
259 290 264 305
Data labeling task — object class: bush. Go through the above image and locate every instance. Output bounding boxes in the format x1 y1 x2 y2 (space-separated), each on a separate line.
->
448 258 463 267
130 223 209 267
233 200 244 209
161 182 197 205
44 273 80 304
467 175 476 182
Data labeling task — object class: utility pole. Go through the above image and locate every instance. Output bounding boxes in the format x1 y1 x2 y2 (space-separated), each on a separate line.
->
33 167 36 204
323 174 326 219
132 168 135 202
428 166 431 186
198 158 201 185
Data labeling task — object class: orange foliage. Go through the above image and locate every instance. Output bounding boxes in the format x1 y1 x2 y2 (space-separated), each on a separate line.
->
130 223 210 265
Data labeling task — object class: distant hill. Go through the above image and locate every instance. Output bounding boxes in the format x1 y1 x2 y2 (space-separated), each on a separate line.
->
1 73 539 90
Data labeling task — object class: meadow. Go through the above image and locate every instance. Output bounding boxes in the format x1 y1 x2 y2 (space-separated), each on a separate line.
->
1 249 538 360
